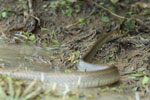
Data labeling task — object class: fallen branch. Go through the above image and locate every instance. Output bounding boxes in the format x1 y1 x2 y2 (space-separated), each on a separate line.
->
92 1 150 30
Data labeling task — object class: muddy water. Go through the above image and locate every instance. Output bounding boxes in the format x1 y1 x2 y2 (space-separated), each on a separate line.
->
0 40 60 72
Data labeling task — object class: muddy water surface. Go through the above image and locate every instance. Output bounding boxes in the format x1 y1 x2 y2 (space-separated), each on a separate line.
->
0 40 62 72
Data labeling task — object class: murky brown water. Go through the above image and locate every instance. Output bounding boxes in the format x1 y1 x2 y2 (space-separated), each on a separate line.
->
0 40 61 72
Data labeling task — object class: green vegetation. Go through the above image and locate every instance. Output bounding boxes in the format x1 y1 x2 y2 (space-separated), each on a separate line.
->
41 28 60 46
23 32 36 42
101 16 110 23
1 11 8 19
42 0 85 16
